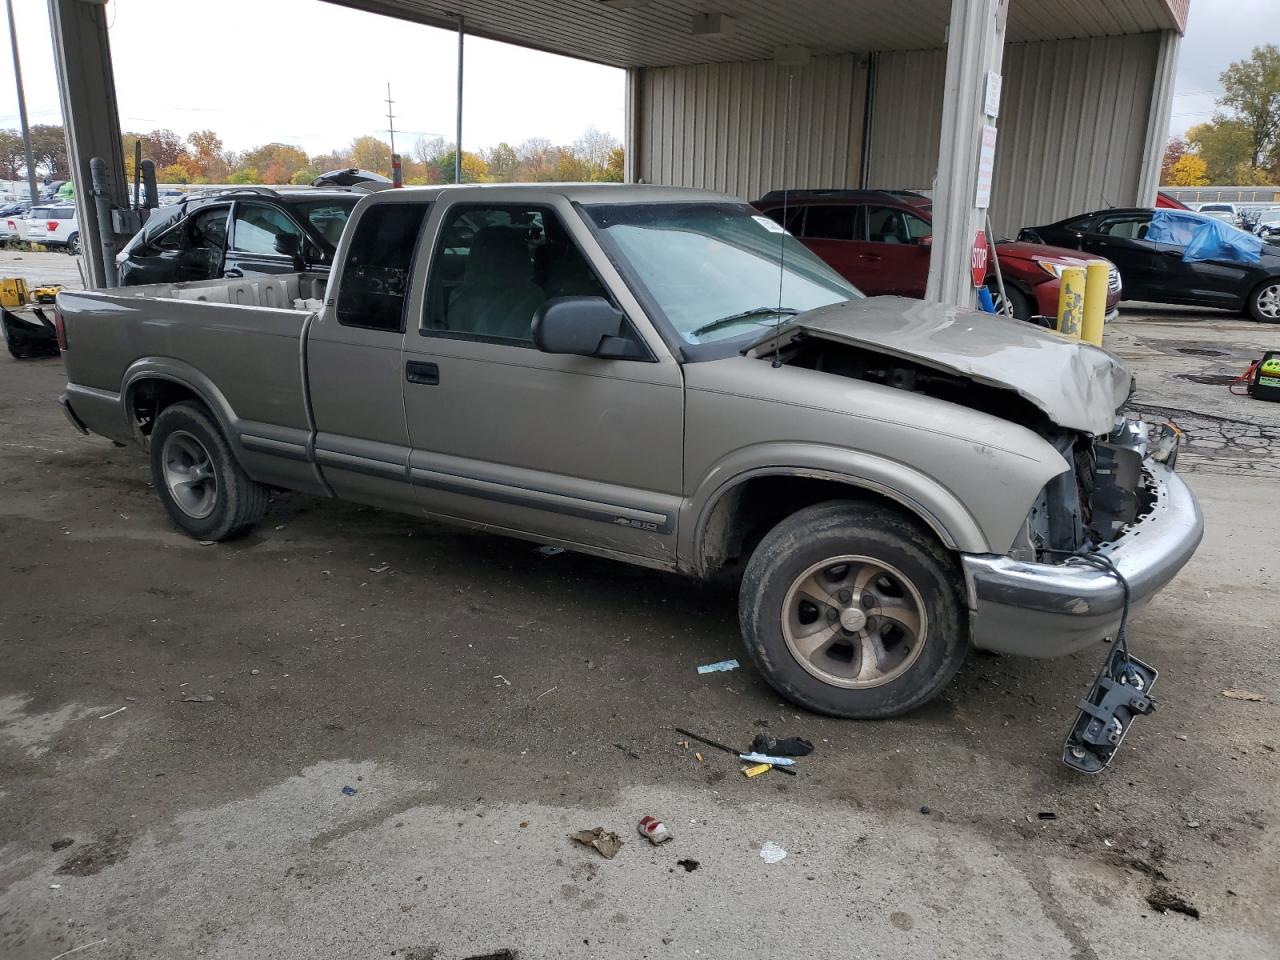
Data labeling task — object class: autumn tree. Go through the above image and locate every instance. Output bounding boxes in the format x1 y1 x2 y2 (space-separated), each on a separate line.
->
484 142 518 181
351 135 392 174
187 129 229 181
145 128 187 169
0 129 25 179
1218 44 1280 170
1186 120 1256 183
1167 153 1209 186
1159 138 1187 183
239 143 309 184
574 126 620 169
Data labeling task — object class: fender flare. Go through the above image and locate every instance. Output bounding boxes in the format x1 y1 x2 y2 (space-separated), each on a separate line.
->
682 442 992 575
121 357 241 450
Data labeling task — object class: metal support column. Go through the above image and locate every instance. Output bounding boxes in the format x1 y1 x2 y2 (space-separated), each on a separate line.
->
925 0 1008 308
624 67 643 183
455 16 464 184
1136 29 1181 206
48 0 127 288
5 0 40 205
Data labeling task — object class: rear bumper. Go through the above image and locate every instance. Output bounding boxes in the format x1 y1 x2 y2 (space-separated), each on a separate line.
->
59 393 89 434
962 461 1203 658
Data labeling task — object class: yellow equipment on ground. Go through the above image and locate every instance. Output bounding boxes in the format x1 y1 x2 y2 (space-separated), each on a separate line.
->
0 277 29 309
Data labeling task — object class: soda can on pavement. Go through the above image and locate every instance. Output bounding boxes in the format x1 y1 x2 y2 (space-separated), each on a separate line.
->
637 815 671 845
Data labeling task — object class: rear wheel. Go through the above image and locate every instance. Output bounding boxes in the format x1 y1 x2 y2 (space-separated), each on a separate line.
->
149 401 267 540
987 280 1032 321
1246 279 1280 323
67 232 80 256
738 501 968 718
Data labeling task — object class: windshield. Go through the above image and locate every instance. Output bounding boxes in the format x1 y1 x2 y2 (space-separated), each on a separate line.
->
584 202 859 345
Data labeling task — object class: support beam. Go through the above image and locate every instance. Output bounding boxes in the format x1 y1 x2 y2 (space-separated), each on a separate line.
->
1136 29 1181 206
624 67 643 183
455 16 464 184
48 0 127 288
925 0 1008 308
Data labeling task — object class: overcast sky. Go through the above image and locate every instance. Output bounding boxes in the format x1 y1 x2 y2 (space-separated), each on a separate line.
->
0 0 626 155
0 0 1276 155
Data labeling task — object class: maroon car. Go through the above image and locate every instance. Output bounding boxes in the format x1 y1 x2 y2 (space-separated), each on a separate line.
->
752 190 1120 322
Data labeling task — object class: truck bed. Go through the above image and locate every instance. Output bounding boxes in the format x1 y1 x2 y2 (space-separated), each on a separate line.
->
58 272 332 496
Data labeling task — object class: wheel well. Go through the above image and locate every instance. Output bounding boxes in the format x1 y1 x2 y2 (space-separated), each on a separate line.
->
128 379 205 439
698 474 949 579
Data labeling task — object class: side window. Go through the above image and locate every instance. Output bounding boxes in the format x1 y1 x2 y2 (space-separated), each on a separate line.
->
231 203 303 256
424 204 606 345
903 211 932 244
866 205 912 244
1095 214 1153 241
335 202 432 332
762 206 805 233
189 207 228 252
801 205 858 241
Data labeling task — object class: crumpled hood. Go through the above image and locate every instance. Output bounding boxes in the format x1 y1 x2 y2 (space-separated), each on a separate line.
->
749 296 1131 435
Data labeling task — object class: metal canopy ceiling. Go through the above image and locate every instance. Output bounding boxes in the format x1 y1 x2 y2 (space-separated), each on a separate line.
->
324 0 1185 67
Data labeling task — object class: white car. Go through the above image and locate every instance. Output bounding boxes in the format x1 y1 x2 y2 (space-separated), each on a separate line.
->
0 201 30 243
23 205 80 253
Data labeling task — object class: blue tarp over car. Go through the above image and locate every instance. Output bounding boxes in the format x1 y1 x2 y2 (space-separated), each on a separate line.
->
1146 209 1264 264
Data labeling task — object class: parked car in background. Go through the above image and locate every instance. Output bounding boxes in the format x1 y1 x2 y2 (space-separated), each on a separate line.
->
1155 191 1189 210
1254 208 1280 241
0 200 31 243
56 184 1202 724
117 187 359 285
1193 202 1239 226
23 204 80 253
752 190 1120 323
158 189 185 206
1020 207 1280 322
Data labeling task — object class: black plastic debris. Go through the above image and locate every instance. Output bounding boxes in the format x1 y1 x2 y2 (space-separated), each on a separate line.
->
750 734 814 757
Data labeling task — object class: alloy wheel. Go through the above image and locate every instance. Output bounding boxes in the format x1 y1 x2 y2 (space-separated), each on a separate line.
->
1256 283 1280 320
161 430 218 519
781 555 927 688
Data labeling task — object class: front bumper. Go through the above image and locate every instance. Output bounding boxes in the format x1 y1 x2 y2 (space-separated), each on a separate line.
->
962 461 1203 658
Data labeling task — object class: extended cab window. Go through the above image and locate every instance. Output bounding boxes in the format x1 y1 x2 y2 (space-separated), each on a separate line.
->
424 204 607 344
335 202 431 332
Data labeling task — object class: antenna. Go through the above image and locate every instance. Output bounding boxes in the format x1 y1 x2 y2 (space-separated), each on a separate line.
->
385 82 397 166
773 68 795 369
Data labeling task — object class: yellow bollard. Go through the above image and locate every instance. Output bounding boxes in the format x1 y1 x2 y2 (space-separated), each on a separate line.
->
1082 261 1109 347
1056 267 1085 339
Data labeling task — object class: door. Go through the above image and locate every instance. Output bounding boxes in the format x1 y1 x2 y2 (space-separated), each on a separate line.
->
136 204 229 283
400 198 685 562
1082 212 1162 299
225 202 311 277
795 204 866 289
307 200 433 511
860 205 932 298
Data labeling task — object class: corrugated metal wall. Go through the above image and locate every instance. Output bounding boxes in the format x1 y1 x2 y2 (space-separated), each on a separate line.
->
635 54 866 200
633 34 1163 236
867 33 1163 234
865 50 948 191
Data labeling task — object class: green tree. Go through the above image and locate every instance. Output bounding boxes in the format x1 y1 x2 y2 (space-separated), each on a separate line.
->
0 129 26 179
1186 120 1256 183
604 146 625 182
29 124 68 177
351 135 392 174
1218 44 1280 170
484 141 518 181
227 167 261 184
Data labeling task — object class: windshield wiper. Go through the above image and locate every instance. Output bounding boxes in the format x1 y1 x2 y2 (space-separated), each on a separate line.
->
691 306 799 338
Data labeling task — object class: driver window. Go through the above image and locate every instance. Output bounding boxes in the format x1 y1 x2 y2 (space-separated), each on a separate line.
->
1095 214 1153 241
231 203 303 255
424 204 606 345
189 207 228 252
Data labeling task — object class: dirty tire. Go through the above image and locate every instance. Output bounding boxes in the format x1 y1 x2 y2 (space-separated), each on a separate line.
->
738 501 968 719
1244 279 1280 323
149 401 267 540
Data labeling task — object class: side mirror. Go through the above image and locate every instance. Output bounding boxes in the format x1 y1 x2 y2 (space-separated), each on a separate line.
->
532 296 645 360
918 235 932 248
274 232 305 269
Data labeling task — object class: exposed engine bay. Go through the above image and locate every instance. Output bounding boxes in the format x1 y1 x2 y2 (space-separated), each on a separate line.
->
773 337 1175 560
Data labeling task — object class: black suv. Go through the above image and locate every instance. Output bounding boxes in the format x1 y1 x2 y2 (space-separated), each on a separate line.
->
117 187 360 286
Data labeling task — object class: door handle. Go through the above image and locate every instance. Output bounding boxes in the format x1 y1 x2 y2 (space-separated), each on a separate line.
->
406 360 439 385
224 268 244 278
859 254 882 262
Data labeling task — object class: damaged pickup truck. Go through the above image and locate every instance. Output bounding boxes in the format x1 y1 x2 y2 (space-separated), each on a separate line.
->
56 185 1203 729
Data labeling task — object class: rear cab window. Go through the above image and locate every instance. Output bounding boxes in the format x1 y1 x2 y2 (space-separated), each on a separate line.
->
335 202 432 332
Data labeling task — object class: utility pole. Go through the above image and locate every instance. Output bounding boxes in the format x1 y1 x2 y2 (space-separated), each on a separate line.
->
455 16 464 184
5 0 40 204
385 82 397 165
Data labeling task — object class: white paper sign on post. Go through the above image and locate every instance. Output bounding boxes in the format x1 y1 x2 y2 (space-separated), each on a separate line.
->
975 124 998 209
984 71 1002 118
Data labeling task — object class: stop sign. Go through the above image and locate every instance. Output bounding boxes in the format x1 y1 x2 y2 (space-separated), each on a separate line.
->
970 230 989 288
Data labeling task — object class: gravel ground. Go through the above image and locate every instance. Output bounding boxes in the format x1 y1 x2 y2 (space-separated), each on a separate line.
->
1 270 1277 959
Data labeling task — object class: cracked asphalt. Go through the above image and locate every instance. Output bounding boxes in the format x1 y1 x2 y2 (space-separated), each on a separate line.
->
1 262 1277 959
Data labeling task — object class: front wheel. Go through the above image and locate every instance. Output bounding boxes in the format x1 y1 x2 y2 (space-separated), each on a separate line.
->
149 401 267 540
986 280 1032 321
738 501 968 718
1246 279 1280 323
